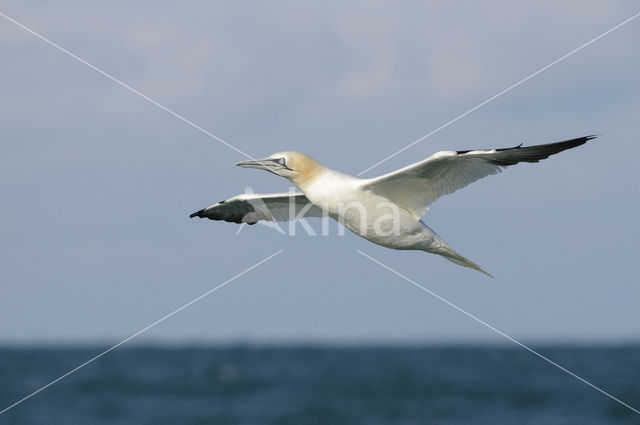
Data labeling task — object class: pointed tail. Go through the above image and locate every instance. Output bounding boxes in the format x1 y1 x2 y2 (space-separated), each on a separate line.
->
419 221 493 277
428 243 493 277
440 249 493 278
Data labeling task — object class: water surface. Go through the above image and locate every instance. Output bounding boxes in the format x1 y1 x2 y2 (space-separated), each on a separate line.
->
1 345 639 424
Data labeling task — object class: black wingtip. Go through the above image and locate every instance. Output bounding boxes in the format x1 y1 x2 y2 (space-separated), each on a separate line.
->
190 209 205 219
563 134 597 149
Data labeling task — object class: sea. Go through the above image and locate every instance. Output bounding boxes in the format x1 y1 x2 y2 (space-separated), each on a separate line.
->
1 345 639 424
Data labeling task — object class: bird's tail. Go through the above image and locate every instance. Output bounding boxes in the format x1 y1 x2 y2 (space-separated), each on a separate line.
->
419 221 493 277
437 247 494 278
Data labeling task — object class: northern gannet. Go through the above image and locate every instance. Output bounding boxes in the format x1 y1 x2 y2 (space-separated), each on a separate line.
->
191 136 595 276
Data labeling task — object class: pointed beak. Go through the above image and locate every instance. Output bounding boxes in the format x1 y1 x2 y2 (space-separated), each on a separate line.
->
236 158 277 170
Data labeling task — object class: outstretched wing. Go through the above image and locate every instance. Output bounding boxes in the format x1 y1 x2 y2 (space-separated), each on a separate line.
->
190 192 324 224
362 135 595 217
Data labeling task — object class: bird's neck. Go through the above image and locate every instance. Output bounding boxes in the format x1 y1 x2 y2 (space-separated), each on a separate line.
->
291 165 360 196
289 161 325 189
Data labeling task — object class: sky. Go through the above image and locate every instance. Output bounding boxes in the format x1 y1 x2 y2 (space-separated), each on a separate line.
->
1 1 639 345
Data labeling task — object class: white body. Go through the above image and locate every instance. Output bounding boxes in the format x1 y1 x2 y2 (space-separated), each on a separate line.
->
299 168 444 252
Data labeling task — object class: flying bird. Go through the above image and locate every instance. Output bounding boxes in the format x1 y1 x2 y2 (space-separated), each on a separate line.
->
191 136 594 276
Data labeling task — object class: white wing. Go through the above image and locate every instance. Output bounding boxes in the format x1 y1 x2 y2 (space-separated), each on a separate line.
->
190 192 324 224
362 136 594 217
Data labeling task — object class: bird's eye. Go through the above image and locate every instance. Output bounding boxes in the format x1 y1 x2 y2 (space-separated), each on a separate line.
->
276 158 286 166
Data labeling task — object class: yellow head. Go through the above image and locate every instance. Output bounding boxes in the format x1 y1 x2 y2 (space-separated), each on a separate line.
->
236 151 323 187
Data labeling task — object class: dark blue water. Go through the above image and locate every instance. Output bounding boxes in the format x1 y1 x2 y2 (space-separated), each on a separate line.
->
1 345 639 424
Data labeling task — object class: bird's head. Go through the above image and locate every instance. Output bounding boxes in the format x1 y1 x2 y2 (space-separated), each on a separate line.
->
236 151 322 187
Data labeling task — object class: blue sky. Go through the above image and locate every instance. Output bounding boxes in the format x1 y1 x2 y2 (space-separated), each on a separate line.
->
1 1 639 344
